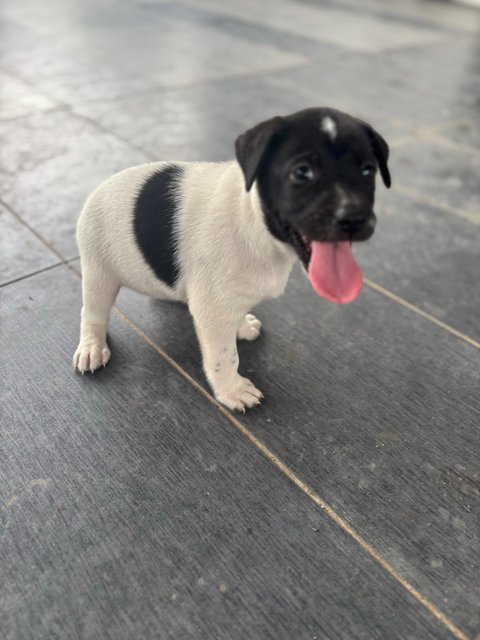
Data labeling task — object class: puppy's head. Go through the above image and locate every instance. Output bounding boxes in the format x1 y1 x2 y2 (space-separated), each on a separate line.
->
235 107 391 304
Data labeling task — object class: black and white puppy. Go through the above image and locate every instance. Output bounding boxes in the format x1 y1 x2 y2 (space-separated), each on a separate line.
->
73 107 391 411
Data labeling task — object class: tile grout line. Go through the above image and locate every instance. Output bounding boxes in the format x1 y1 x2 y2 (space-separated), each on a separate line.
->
1 60 309 143
381 115 480 159
0 260 75 288
392 184 479 225
421 131 480 158
0 72 159 163
364 278 480 349
3 204 472 639
389 135 419 150
70 110 158 162
415 120 480 156
386 118 480 225
2 200 74 265
390 132 480 158
11 58 312 100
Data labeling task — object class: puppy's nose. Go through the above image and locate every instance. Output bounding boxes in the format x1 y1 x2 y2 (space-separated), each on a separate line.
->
337 210 370 234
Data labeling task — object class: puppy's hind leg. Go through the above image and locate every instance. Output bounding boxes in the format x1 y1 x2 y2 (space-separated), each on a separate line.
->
237 313 262 341
73 263 120 373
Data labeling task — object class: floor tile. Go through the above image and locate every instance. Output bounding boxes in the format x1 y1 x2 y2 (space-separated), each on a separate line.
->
0 266 452 640
116 268 480 636
0 206 60 285
0 109 149 257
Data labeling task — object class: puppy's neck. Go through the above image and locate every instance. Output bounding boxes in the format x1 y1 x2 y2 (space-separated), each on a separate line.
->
237 166 296 267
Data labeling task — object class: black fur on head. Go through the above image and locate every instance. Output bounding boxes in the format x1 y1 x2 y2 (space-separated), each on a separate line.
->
235 107 391 266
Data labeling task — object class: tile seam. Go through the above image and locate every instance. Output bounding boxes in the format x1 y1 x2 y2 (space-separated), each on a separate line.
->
364 278 480 349
0 260 68 288
392 184 479 224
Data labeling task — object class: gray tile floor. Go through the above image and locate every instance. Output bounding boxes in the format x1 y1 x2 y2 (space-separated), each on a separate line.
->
1 1 479 638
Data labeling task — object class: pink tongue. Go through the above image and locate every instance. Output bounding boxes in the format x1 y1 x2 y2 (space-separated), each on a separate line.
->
307 241 363 304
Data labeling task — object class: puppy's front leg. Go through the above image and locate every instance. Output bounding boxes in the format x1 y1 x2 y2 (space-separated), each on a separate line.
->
190 303 263 412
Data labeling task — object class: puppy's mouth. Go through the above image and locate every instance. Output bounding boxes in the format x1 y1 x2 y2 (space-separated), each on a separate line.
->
289 226 370 305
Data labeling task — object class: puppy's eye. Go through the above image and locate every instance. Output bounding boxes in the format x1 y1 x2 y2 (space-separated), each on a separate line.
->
361 164 376 178
290 163 315 183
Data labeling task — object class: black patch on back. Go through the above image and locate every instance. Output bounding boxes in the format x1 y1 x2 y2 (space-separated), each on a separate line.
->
133 164 183 287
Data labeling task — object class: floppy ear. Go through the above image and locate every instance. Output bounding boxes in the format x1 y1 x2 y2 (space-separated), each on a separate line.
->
235 116 286 192
364 124 391 188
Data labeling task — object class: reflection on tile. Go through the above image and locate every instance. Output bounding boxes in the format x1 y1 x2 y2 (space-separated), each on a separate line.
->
0 71 57 120
179 0 448 52
163 0 347 59
0 8 306 105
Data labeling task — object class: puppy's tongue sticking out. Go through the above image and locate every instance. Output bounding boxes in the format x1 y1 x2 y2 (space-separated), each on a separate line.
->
307 241 363 304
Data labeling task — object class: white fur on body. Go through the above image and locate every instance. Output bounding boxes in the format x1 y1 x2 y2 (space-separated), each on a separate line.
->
74 160 297 411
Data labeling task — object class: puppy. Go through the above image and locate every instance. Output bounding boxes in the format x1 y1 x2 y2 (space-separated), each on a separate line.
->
73 107 391 411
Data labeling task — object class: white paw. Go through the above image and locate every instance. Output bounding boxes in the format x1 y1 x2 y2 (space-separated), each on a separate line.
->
237 313 262 341
73 341 110 373
215 376 263 413
214 376 264 412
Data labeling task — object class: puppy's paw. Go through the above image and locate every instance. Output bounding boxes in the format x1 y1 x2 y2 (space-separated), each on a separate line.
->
73 341 110 374
214 376 263 412
237 314 262 341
